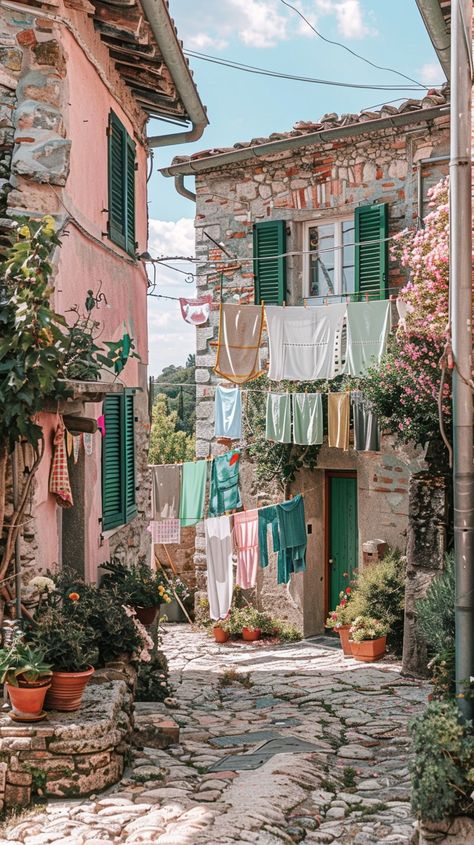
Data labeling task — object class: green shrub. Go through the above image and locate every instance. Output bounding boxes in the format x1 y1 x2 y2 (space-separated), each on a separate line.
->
410 700 474 821
30 608 97 673
348 548 406 655
416 554 455 698
136 652 171 702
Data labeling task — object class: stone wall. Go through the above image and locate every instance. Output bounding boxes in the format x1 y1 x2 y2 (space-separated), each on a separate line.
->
0 680 133 810
192 112 450 631
153 525 197 591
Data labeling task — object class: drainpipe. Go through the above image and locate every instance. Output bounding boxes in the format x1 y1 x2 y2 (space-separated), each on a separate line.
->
450 0 473 721
415 0 451 79
140 0 208 149
175 173 197 202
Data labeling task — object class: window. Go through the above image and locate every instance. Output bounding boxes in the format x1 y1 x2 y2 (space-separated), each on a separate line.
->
102 389 136 531
305 218 355 301
107 111 136 256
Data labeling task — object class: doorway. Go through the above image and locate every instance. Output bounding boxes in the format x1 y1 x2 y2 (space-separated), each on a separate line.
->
326 472 358 614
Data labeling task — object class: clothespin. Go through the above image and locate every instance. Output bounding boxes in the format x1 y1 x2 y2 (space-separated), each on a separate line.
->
303 298 307 308
365 293 369 303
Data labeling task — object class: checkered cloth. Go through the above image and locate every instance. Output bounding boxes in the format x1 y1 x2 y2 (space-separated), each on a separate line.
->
49 417 73 508
148 519 181 545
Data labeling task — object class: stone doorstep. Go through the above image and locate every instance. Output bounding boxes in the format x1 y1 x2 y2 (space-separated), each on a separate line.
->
132 714 180 750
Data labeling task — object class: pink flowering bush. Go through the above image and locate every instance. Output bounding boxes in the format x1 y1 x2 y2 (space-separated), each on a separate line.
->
363 178 451 459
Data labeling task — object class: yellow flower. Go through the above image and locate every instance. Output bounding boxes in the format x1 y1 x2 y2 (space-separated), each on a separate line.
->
42 215 56 236
163 594 171 603
18 225 30 239
158 585 165 595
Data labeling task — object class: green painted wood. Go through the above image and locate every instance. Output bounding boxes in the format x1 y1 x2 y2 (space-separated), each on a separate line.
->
329 476 358 611
354 203 388 300
124 389 137 521
102 394 125 530
253 220 286 304
108 111 135 256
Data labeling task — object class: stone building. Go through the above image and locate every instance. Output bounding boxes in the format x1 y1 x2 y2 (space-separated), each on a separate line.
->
161 92 450 636
0 0 206 584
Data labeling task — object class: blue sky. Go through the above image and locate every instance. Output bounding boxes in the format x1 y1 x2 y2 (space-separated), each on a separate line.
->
146 0 444 374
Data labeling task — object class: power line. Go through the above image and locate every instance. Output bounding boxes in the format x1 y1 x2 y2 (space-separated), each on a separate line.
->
184 50 432 92
279 0 426 88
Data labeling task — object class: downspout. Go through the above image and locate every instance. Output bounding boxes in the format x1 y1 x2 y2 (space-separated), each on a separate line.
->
415 0 451 79
450 0 473 720
140 0 208 148
175 173 196 202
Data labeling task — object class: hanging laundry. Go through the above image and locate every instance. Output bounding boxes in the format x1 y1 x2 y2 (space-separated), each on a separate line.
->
151 464 181 520
266 304 347 381
265 393 292 443
276 495 307 584
258 505 280 569
215 385 242 440
83 433 93 456
214 303 265 384
179 460 208 526
148 518 181 545
73 433 82 464
179 293 213 326
343 300 392 376
66 431 74 457
208 449 242 517
395 298 414 332
97 415 106 437
233 510 259 589
205 515 234 620
292 393 323 445
49 418 73 508
351 391 380 452
328 393 350 451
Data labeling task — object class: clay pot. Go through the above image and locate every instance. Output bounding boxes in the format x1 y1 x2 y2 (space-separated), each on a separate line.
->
7 681 50 719
336 625 352 657
213 626 230 643
134 606 159 626
349 636 387 663
242 627 261 642
45 666 94 712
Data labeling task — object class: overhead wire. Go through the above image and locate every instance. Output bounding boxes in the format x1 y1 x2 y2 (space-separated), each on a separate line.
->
278 0 428 89
184 50 432 91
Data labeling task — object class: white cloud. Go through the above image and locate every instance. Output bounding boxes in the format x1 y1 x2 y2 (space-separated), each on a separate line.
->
229 0 288 48
419 61 443 85
147 218 197 374
331 0 376 40
186 32 229 51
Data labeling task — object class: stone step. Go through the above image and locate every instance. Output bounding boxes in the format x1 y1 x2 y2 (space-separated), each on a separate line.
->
133 713 180 750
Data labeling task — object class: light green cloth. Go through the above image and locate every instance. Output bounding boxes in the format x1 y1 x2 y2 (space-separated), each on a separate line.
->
266 393 292 443
292 393 323 445
344 300 391 376
179 460 208 526
208 450 242 517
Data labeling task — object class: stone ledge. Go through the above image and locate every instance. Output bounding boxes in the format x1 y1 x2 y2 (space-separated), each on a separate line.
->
0 681 133 808
133 702 180 750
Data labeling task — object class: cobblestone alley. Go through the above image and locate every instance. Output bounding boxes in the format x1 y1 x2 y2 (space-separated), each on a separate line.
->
1 626 429 845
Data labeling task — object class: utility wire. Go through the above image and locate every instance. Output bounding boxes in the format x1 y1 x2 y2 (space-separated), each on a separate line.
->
184 50 432 91
279 0 426 88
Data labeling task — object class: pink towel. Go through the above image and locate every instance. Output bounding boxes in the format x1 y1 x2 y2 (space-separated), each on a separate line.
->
233 510 259 589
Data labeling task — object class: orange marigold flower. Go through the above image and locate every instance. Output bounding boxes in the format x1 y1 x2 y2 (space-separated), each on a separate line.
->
68 591 80 601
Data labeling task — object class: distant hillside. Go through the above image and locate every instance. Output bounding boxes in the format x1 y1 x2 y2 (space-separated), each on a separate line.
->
151 354 195 437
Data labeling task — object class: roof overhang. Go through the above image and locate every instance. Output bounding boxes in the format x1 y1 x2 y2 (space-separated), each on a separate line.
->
415 0 451 79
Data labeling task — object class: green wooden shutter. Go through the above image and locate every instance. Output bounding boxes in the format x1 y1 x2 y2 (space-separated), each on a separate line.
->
355 203 388 299
253 220 286 305
102 394 125 530
108 113 126 251
125 136 136 257
124 389 137 521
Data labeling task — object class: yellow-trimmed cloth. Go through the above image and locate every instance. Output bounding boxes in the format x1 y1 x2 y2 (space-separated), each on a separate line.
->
214 303 265 385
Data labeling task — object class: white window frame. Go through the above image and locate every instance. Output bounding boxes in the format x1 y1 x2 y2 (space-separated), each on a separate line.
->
303 215 354 299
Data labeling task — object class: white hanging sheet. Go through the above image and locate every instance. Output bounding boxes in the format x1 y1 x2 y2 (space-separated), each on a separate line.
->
266 304 347 381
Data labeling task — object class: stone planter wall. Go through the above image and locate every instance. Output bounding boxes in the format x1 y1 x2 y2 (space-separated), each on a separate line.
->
0 680 133 811
414 817 474 844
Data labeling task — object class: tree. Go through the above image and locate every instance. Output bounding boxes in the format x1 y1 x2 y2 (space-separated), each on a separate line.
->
153 358 196 436
148 394 194 465
363 178 450 464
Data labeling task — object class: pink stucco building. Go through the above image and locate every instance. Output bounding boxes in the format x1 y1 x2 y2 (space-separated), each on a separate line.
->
0 0 206 586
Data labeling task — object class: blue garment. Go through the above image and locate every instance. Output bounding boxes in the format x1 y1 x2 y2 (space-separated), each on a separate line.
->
215 385 242 439
276 495 307 584
258 505 280 569
208 450 242 517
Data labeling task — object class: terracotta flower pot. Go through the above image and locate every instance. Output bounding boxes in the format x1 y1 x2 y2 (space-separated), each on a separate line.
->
336 624 352 657
349 636 387 663
7 681 50 719
242 627 261 642
45 666 94 712
134 606 159 626
213 626 230 643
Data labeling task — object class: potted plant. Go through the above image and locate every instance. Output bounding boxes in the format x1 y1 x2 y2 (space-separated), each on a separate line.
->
30 607 97 711
159 576 192 624
0 640 52 720
325 588 354 656
349 616 388 662
101 559 171 625
232 607 271 642
212 619 231 643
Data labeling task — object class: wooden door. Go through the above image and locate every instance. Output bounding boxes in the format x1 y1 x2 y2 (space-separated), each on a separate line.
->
327 473 358 613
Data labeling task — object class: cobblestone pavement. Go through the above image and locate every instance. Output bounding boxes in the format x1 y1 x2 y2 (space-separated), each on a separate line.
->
1 625 429 845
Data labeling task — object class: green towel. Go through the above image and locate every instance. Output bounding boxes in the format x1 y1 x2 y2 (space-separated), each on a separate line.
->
292 393 323 445
208 450 242 517
266 393 292 443
276 495 307 584
258 505 280 569
179 460 208 526
344 300 391 376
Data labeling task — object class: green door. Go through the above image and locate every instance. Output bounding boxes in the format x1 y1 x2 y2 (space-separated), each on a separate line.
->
328 475 358 612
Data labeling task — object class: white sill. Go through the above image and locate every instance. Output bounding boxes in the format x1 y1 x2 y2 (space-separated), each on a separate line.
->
100 512 138 542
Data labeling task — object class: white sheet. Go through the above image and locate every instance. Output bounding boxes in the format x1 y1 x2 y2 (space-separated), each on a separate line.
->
266 304 347 381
